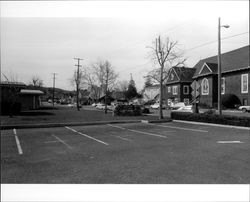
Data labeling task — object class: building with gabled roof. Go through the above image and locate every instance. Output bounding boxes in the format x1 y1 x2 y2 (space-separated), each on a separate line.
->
165 66 196 105
143 84 166 102
192 45 249 107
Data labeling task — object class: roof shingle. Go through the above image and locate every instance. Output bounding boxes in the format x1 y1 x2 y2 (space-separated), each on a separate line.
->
193 45 249 78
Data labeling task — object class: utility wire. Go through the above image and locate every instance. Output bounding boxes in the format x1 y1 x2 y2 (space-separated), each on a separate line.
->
185 32 249 52
118 31 249 74
107 20 191 57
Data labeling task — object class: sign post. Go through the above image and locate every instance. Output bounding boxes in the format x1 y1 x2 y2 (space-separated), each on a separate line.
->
191 81 200 113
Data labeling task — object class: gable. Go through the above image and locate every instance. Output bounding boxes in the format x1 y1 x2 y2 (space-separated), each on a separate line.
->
166 68 180 83
199 63 212 75
193 45 249 78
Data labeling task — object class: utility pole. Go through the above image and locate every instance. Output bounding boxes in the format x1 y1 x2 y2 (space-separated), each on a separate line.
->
74 58 83 111
52 73 57 107
218 18 230 115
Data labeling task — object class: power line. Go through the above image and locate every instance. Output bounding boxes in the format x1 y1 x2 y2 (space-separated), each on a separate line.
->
117 31 249 75
185 32 249 52
106 20 192 57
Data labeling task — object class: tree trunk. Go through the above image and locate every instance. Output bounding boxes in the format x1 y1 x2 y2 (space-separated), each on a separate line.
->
159 65 164 119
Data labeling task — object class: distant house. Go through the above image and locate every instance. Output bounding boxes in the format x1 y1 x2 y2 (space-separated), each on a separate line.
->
143 85 160 101
111 91 127 103
165 66 196 105
98 95 115 105
192 45 249 107
19 89 44 110
79 89 91 105
0 81 26 115
0 81 44 114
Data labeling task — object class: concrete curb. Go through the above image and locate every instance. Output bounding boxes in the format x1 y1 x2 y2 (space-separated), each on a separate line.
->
141 119 172 124
0 119 172 130
173 120 250 130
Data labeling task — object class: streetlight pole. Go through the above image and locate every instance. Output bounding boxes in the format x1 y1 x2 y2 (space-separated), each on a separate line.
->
218 17 229 115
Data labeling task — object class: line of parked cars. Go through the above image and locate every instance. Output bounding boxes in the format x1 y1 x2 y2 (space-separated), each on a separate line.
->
92 103 113 110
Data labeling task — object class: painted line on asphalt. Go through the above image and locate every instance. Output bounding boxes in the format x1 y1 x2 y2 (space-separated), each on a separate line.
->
146 123 208 133
65 126 109 146
13 128 23 155
44 140 61 144
128 129 167 138
51 134 73 149
217 141 244 144
108 124 167 138
107 124 126 130
110 134 132 142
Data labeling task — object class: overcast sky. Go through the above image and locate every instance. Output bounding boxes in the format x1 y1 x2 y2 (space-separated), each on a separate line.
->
1 1 249 91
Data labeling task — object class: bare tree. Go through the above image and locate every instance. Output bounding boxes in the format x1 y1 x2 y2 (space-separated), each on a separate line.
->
117 80 129 92
30 76 43 88
92 60 118 114
148 36 186 119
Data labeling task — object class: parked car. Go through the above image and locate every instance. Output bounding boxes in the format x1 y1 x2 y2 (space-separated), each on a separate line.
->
173 105 193 113
150 103 160 109
91 103 97 107
238 105 250 112
171 102 186 110
96 103 105 109
96 103 113 110
67 103 82 108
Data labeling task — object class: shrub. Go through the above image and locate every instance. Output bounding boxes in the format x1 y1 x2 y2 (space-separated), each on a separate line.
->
221 94 241 109
204 109 216 115
142 107 150 114
171 112 250 127
113 104 142 116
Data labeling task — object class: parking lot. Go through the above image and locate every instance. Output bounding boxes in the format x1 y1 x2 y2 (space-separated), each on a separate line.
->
1 121 250 183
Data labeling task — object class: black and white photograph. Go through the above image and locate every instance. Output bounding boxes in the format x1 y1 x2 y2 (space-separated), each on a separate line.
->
1 1 249 202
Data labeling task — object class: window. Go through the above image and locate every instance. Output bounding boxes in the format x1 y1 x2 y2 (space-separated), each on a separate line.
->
168 87 171 93
221 77 225 94
183 85 189 95
171 73 174 81
173 86 178 95
201 78 209 95
241 74 248 93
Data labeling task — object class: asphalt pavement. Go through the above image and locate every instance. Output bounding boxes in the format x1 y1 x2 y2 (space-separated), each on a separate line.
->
1 121 250 183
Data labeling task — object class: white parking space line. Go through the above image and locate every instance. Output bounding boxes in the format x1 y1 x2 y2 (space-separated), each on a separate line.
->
217 141 244 144
128 129 167 138
107 124 126 130
65 126 109 146
44 140 61 144
108 124 167 138
146 123 208 133
110 134 132 142
13 128 23 155
51 134 73 149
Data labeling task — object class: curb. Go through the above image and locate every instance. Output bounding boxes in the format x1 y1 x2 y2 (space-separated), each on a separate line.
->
173 120 250 130
0 119 172 130
141 119 172 124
